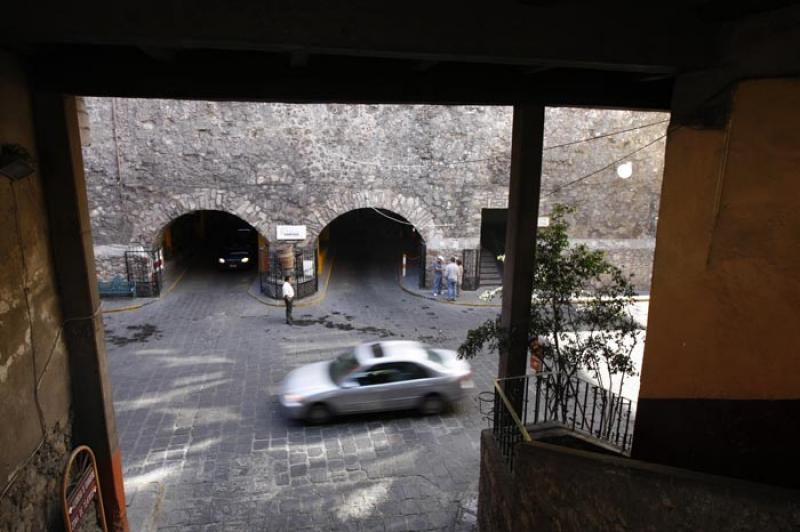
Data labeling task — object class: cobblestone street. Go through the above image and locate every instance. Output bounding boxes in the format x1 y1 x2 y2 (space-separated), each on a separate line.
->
104 249 501 531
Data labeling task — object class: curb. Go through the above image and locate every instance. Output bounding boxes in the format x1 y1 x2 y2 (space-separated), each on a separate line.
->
101 262 190 314
396 273 650 307
395 270 502 308
246 252 335 309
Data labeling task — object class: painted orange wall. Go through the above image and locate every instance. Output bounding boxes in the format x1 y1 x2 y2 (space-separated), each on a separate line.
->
640 79 800 400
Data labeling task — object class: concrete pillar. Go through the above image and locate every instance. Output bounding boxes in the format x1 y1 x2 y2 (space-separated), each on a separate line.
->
498 105 544 380
633 79 800 489
33 92 129 529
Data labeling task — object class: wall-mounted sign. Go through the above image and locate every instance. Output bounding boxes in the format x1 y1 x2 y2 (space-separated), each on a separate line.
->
276 225 307 241
537 217 550 227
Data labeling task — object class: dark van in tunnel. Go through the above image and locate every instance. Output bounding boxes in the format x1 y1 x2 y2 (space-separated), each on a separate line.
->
217 227 256 270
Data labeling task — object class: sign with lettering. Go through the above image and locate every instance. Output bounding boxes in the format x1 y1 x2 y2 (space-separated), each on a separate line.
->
68 469 97 529
276 225 307 241
63 446 108 532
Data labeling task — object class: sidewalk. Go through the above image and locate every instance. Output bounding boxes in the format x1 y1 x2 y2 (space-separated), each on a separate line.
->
398 261 502 307
398 260 651 309
246 252 335 308
100 257 190 313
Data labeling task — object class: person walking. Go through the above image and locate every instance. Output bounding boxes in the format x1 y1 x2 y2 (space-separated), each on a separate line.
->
282 275 295 325
445 257 459 301
432 256 444 297
455 258 464 298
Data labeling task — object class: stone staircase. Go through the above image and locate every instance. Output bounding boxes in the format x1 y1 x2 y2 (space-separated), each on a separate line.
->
479 248 502 287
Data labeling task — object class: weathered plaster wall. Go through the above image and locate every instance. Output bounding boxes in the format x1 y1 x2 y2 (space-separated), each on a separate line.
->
634 79 800 488
478 431 800 531
0 53 74 531
80 98 667 289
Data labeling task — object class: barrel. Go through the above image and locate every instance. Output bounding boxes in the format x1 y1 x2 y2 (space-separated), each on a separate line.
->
277 245 295 270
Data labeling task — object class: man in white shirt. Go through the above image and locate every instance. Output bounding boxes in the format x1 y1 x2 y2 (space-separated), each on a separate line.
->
282 275 295 324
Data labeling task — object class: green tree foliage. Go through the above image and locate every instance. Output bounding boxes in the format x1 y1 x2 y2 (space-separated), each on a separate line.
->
459 205 641 426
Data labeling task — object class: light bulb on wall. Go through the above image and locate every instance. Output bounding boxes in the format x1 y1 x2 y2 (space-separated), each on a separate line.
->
616 161 633 179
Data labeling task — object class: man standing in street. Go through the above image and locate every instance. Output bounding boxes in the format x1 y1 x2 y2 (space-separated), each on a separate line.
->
282 275 295 325
445 257 459 301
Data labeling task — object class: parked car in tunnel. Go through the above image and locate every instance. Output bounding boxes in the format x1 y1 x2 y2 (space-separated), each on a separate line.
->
217 227 256 270
279 340 474 423
217 247 253 270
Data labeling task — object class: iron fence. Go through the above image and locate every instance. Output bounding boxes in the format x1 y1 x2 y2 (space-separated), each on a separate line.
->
461 249 480 291
492 371 635 471
260 248 318 300
418 242 427 289
124 247 162 297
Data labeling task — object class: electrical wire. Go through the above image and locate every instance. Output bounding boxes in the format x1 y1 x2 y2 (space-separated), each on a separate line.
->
281 118 670 170
542 119 668 151
541 133 668 198
370 207 414 226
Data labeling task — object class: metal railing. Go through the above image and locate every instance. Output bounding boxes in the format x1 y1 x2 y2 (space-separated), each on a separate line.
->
461 249 481 291
260 248 318 300
124 247 163 297
492 371 635 471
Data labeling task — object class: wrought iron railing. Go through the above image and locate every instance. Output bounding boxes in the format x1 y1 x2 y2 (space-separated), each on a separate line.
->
124 247 163 297
461 249 481 291
260 248 318 300
492 371 635 471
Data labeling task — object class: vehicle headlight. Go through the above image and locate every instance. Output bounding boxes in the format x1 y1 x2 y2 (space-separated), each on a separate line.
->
218 258 225 264
283 393 305 404
241 257 249 263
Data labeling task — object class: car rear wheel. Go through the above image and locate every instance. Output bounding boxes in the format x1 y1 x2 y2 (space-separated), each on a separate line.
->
306 403 332 424
419 393 446 416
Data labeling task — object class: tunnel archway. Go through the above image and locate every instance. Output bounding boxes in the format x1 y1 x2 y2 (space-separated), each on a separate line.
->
159 209 264 278
319 207 424 288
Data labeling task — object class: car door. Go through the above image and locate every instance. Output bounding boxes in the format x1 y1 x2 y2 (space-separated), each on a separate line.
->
333 365 395 414
369 362 435 411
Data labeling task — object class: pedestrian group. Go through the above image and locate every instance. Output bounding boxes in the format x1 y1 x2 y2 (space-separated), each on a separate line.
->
432 255 463 301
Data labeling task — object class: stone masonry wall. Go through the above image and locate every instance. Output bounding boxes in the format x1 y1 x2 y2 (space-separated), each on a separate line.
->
1 53 75 532
80 98 667 290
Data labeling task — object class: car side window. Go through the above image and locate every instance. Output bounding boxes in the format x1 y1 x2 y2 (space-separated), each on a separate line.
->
355 366 399 386
367 362 429 383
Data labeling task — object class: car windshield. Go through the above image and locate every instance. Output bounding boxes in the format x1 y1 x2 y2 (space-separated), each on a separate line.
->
329 350 359 385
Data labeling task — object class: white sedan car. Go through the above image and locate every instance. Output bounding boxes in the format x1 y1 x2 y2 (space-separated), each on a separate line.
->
279 340 474 423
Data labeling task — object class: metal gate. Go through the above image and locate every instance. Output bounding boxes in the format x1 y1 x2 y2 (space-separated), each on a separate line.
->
260 248 318 300
461 249 481 291
125 248 162 297
418 241 427 289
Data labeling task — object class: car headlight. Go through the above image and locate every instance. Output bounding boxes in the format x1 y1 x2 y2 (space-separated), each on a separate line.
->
283 393 305 404
241 257 249 263
218 258 225 264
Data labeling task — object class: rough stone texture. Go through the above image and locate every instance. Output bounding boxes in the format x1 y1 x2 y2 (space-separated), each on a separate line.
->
0 53 75 532
80 98 667 290
0 422 72 532
478 431 800 532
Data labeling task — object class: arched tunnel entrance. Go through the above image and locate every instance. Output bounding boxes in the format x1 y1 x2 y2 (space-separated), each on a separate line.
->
319 208 424 291
161 210 261 279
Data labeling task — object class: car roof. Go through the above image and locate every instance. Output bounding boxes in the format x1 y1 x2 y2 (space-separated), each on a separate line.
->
354 340 433 366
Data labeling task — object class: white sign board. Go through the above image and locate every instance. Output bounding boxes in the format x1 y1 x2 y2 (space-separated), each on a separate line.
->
303 259 315 278
537 216 550 227
276 225 307 241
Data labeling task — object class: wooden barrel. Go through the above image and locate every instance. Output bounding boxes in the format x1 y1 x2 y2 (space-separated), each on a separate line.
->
277 245 295 271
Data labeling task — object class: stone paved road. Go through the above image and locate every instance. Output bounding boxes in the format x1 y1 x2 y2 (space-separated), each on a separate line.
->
104 246 501 531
